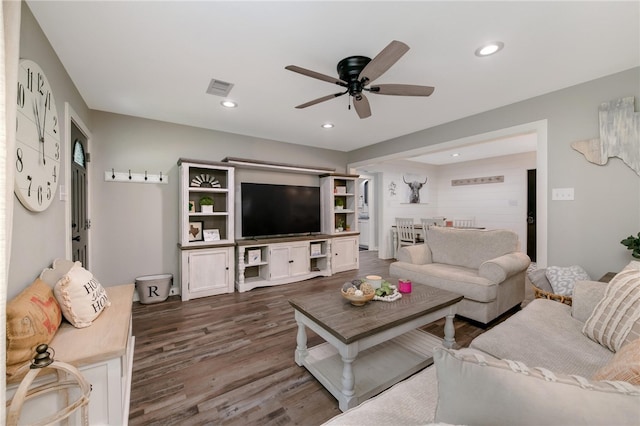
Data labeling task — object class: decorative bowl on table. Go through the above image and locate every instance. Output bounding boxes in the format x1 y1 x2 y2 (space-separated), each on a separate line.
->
341 280 376 306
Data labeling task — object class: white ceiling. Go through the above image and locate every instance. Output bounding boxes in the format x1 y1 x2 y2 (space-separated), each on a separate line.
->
26 1 639 154
408 132 538 166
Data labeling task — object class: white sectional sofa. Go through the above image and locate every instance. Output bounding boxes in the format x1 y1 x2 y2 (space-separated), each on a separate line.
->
390 227 530 324
324 263 640 425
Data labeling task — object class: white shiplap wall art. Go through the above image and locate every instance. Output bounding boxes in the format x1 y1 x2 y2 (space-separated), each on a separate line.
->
571 97 640 176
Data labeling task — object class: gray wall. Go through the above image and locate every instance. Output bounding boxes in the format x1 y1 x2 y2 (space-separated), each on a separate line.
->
9 4 91 299
88 112 345 286
349 67 640 279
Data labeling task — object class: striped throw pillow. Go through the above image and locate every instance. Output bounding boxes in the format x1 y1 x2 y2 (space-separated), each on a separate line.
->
583 261 640 352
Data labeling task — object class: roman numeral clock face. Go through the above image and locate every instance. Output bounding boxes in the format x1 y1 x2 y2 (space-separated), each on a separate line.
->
15 59 60 212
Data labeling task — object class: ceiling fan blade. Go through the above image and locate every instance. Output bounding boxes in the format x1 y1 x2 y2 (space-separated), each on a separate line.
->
295 92 346 109
353 94 371 119
358 40 410 84
370 84 435 96
285 65 347 87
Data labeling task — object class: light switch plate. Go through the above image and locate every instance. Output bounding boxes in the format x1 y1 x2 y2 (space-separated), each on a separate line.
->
552 188 574 200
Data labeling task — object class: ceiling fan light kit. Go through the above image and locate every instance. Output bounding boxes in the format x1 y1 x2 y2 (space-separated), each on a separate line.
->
286 40 434 119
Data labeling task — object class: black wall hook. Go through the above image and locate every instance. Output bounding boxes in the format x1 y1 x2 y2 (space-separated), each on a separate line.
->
112 168 115 179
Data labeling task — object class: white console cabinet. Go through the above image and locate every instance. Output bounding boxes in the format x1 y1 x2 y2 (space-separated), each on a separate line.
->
6 285 134 426
236 236 331 292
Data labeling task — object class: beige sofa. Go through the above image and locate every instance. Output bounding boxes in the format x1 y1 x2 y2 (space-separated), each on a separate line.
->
324 274 640 425
390 227 530 324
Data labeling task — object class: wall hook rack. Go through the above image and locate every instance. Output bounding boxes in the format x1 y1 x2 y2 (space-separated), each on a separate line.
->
104 169 168 184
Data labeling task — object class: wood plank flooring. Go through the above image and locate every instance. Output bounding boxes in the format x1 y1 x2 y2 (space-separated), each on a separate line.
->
129 251 515 425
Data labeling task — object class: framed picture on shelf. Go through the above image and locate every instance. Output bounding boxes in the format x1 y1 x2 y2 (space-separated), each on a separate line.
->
188 221 204 241
247 248 261 264
203 229 220 242
310 243 322 256
188 200 196 213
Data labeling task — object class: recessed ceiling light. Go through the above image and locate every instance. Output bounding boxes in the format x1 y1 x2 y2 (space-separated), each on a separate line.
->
321 123 334 129
451 153 460 157
475 41 504 57
221 100 237 108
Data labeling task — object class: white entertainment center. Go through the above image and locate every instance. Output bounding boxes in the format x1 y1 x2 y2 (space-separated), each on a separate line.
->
178 157 360 300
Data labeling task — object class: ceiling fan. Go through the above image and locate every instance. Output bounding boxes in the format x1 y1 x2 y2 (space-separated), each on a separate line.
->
285 40 434 119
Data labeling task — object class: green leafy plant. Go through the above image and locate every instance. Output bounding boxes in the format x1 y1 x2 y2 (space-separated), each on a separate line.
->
335 198 345 208
199 196 214 206
621 232 640 258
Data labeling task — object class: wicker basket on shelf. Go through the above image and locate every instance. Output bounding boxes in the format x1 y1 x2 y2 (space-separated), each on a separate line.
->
532 285 572 306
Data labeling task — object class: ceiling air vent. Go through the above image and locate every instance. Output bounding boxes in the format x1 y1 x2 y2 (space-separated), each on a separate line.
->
206 79 234 97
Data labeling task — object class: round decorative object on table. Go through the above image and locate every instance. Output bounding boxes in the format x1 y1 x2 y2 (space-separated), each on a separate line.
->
398 279 412 293
341 289 375 306
365 275 382 289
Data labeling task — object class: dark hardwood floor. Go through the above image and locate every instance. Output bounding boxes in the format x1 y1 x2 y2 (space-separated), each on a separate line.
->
128 251 511 425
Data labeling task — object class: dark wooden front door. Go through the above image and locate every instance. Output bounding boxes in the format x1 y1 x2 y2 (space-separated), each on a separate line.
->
71 122 89 267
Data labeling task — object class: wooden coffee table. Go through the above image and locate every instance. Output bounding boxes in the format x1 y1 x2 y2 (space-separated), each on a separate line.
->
289 284 463 411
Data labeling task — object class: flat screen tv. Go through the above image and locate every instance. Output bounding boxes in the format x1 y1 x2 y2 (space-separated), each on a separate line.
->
241 182 321 238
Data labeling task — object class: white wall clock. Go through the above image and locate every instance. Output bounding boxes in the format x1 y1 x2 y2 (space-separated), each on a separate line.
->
15 59 61 212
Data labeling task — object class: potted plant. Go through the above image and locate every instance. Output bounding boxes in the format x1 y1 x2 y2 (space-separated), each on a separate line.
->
335 198 345 210
336 218 345 233
621 232 640 258
199 196 214 213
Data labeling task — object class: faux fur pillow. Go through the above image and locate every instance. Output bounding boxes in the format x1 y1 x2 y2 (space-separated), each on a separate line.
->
54 263 111 328
545 265 590 296
6 278 62 367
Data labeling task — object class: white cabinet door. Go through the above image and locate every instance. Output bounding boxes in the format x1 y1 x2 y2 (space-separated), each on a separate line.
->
186 248 232 298
269 243 310 280
333 236 359 273
269 245 291 280
289 243 311 277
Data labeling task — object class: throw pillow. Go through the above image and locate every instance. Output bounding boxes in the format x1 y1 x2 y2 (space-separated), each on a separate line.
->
594 338 640 385
433 347 640 426
54 262 111 328
528 267 553 293
6 278 62 367
545 265 591 296
583 261 640 352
